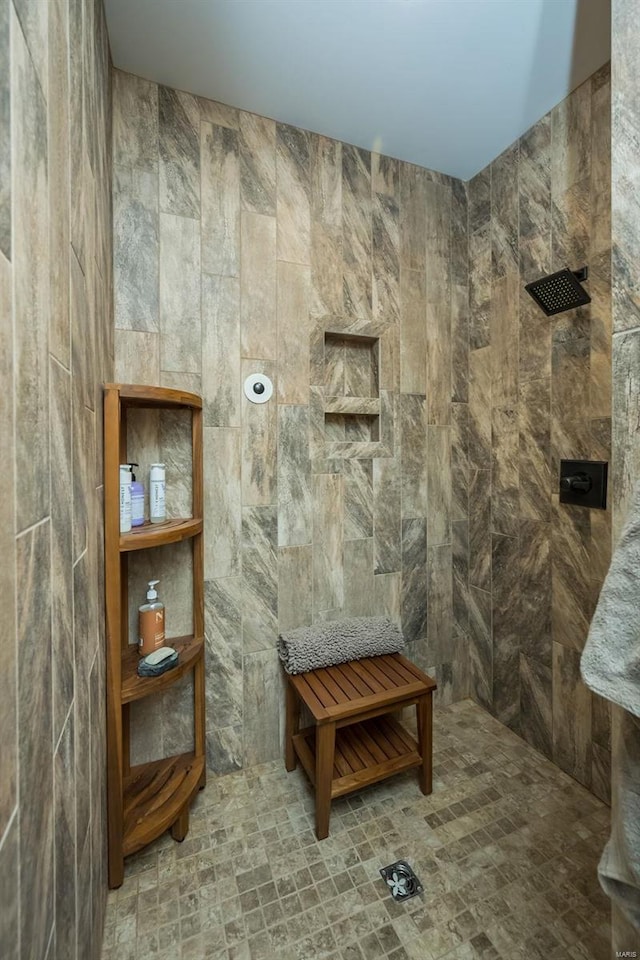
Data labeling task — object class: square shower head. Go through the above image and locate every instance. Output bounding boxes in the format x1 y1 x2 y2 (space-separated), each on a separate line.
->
525 267 591 316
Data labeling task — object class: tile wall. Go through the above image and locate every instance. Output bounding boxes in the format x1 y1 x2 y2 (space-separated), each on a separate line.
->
0 1 113 958
112 70 470 773
466 65 612 801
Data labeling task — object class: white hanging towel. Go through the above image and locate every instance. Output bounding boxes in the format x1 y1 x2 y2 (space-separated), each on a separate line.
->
581 480 640 931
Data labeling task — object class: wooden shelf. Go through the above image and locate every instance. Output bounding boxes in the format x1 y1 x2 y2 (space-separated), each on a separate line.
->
292 715 421 800
123 753 205 857
119 518 203 552
104 381 205 888
120 636 204 704
105 383 203 410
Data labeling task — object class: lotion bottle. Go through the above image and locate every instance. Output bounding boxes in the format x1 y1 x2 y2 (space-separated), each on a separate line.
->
128 463 145 527
138 580 166 656
149 463 166 524
119 464 132 533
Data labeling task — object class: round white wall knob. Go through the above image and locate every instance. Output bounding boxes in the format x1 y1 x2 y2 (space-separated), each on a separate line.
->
244 373 273 404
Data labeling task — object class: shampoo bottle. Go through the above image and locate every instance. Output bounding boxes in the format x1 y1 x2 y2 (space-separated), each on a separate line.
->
119 464 132 533
150 463 166 524
138 580 166 656
128 463 145 527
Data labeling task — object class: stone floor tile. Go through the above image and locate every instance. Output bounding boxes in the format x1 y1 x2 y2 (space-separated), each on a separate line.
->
101 701 610 960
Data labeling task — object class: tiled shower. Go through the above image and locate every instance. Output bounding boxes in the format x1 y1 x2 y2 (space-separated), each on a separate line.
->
4 0 640 955
112 62 612 804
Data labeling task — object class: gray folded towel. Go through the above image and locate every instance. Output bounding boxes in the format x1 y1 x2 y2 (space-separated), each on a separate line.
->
581 481 640 714
278 616 404 675
598 709 640 932
581 479 640 931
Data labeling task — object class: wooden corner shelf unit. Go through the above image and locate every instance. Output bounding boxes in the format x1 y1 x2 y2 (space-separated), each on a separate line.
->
104 383 206 889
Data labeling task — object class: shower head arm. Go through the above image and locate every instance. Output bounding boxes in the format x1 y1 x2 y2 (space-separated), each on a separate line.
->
572 266 588 282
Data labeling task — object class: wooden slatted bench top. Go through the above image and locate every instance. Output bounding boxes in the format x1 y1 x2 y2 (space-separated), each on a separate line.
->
288 653 437 724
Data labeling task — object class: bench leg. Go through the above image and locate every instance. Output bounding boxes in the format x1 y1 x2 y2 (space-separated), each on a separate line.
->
170 806 189 842
416 693 433 795
315 722 335 840
285 681 299 772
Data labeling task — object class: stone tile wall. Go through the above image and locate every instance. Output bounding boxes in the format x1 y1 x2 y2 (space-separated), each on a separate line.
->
112 70 470 773
467 65 612 802
0 1 113 958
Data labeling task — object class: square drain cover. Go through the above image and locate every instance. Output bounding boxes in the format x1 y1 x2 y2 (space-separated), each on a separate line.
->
379 860 423 902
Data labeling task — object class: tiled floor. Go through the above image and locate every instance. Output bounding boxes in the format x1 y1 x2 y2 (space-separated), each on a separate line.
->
101 701 611 960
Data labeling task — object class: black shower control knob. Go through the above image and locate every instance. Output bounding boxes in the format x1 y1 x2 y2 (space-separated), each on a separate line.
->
253 381 265 395
560 473 592 494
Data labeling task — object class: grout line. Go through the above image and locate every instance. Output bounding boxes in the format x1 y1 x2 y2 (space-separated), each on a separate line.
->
15 514 50 540
53 699 75 758
44 921 55 960
0 805 18 855
612 325 640 338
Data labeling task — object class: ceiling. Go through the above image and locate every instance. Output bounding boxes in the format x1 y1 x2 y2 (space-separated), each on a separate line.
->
104 0 610 181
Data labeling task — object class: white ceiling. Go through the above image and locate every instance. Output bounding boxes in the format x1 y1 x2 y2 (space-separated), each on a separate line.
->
104 0 610 181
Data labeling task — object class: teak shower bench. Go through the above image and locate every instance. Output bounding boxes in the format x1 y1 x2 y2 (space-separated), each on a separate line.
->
284 654 437 839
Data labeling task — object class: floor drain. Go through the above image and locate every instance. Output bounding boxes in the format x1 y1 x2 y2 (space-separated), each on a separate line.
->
379 860 423 902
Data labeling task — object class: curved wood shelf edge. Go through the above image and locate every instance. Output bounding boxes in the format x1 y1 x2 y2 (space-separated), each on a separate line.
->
104 383 203 410
123 753 205 858
119 518 203 552
121 636 204 704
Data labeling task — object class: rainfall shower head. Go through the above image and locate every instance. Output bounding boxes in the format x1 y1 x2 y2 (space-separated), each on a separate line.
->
525 267 591 317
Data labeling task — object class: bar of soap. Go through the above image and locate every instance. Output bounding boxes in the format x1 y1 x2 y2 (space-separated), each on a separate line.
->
138 646 179 677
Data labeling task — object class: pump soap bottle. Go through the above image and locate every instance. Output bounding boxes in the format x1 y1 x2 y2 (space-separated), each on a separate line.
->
138 580 166 656
128 463 145 527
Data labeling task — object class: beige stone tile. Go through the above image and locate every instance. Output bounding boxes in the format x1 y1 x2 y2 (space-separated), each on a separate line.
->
113 164 159 333
159 213 201 373
552 642 592 787
373 572 401 624
202 273 240 427
400 163 427 273
277 404 313 547
204 427 242 579
0 813 19 960
201 121 240 277
159 86 200 218
17 520 53 960
313 473 344 614
243 651 282 768
277 261 310 404
114 330 160 385
241 359 277 506
400 267 426 395
490 274 518 409
278 545 313 631
12 11 49 530
241 212 276 359
551 77 591 196
342 145 372 320
242 506 278 653
239 111 276 216
0 0 10 260
0 251 15 836
400 394 428 519
50 358 73 744
113 69 158 171
427 425 452 546
47 0 70 367
343 538 374 617
199 96 239 129
277 124 310 265
427 298 452 424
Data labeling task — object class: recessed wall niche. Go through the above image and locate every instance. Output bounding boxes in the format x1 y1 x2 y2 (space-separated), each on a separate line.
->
323 331 382 446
